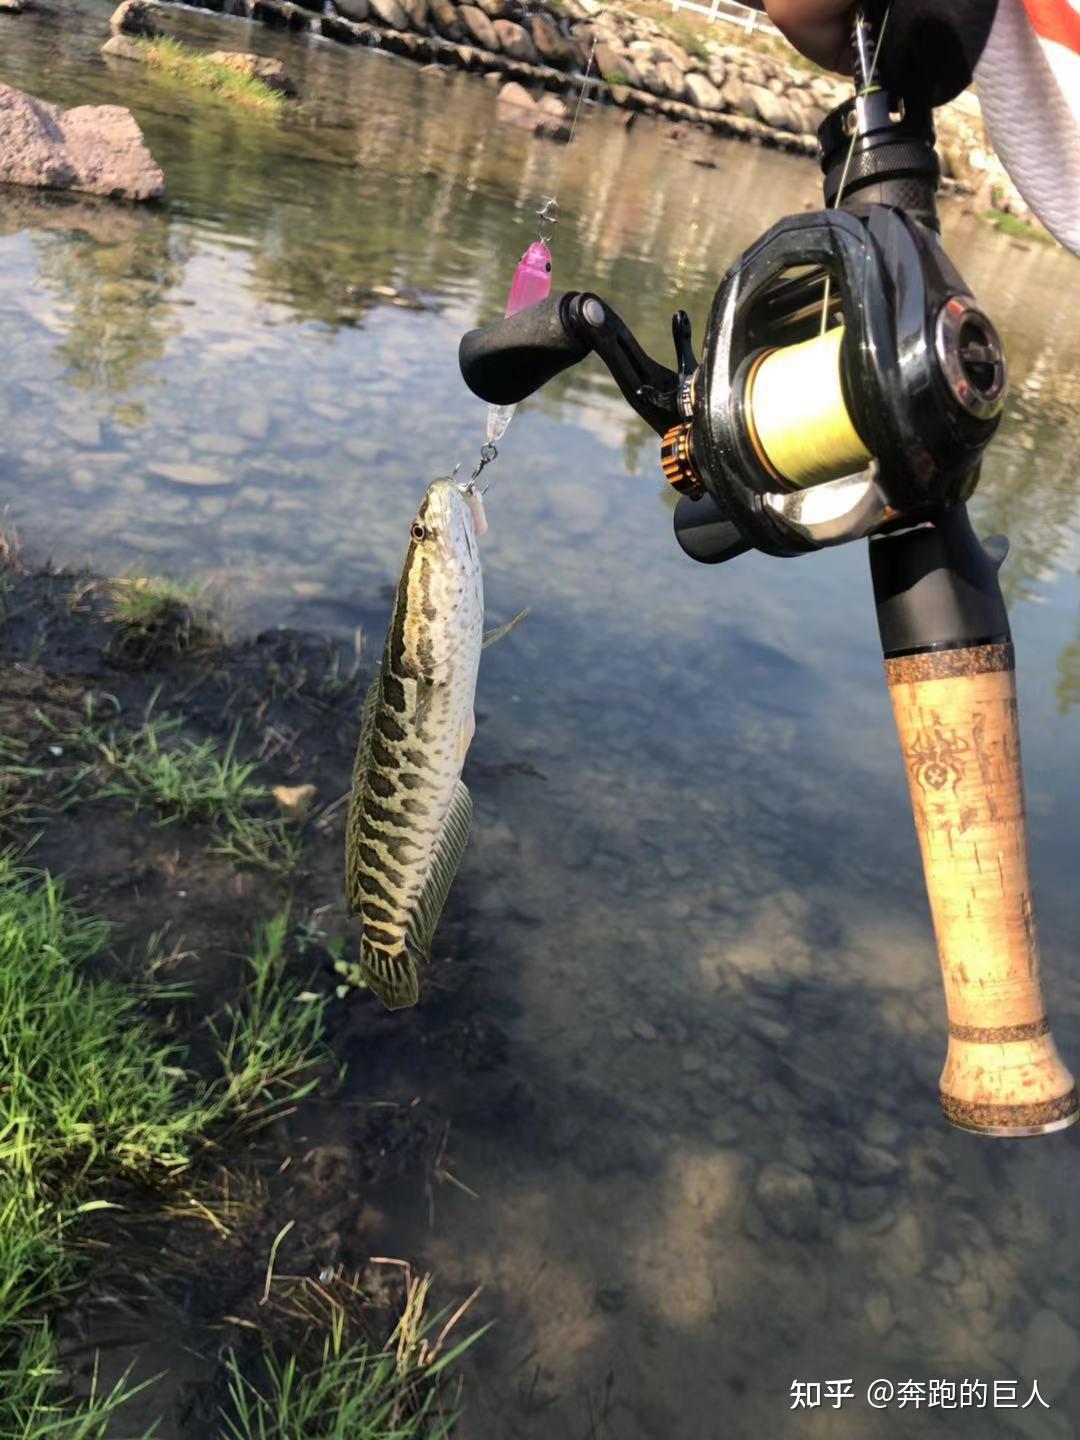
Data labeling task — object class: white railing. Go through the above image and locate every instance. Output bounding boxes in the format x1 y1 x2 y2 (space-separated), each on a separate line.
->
669 0 780 34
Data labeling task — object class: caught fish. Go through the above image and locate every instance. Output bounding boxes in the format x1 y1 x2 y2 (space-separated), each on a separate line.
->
341 479 487 1010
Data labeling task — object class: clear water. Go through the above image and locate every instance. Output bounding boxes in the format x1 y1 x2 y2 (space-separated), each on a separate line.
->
3 5 1080 1437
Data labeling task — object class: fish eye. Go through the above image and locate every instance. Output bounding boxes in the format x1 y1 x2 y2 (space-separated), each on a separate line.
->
411 522 426 542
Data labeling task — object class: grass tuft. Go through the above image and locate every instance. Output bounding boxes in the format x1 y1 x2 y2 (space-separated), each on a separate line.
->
209 909 330 1123
141 36 287 114
93 716 264 827
102 574 219 667
221 1269 487 1440
978 208 1053 244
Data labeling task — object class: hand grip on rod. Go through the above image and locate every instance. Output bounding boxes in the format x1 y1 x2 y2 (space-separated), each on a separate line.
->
871 507 1078 1136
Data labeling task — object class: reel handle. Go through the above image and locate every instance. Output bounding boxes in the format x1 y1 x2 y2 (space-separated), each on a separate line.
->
458 293 589 405
871 508 1078 1136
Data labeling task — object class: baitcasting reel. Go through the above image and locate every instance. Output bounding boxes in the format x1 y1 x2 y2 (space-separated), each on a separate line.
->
458 13 1078 1139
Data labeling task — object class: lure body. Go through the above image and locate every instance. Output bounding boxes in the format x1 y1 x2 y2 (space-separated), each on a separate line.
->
342 480 485 1009
486 241 553 446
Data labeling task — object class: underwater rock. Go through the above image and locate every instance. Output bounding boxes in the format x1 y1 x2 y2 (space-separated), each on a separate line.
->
493 19 537 62
495 81 570 140
1020 1310 1080 1402
206 49 299 94
0 83 165 201
754 1161 820 1241
110 0 160 33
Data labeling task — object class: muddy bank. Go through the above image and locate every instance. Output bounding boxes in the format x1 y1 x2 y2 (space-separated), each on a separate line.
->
0 549 521 1434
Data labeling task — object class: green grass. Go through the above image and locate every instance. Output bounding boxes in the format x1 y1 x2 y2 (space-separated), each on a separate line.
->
0 862 474 1434
140 37 286 115
0 1323 160 1440
79 708 298 873
978 208 1053 244
100 574 218 665
209 910 331 1123
221 1277 487 1440
0 857 205 1190
606 69 630 87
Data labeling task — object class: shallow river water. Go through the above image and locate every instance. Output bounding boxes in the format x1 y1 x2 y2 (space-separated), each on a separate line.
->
3 4 1080 1437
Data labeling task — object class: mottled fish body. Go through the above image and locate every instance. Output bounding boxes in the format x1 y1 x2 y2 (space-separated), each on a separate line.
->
342 480 485 1010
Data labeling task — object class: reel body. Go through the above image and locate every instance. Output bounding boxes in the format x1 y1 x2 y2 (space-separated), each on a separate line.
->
674 204 1006 560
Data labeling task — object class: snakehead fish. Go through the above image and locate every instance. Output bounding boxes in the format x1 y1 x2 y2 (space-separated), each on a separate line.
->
341 479 486 1010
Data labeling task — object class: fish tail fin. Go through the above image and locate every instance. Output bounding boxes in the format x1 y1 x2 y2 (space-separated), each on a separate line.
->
341 939 420 1011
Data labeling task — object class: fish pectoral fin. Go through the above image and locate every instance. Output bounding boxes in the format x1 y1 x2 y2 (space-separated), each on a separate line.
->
455 709 476 764
408 780 472 957
341 940 419 1011
483 607 531 651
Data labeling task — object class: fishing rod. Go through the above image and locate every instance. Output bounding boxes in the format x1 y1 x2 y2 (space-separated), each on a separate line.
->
457 3 1079 1137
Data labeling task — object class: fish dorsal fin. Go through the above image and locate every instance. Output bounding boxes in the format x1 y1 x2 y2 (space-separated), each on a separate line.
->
483 607 531 651
408 780 472 957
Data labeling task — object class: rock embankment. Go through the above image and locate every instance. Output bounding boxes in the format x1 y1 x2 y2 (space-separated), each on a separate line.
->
0 82 165 200
151 0 1035 221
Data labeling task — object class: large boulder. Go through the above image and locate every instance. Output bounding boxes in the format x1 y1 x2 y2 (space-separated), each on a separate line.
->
493 18 537 62
368 0 408 27
650 35 692 71
530 11 575 70
206 51 299 95
746 82 800 131
720 75 756 117
593 42 639 89
473 0 505 15
0 82 164 201
428 0 462 39
458 4 497 49
335 0 369 16
109 0 159 33
654 60 687 102
399 0 429 28
101 33 147 61
684 71 722 112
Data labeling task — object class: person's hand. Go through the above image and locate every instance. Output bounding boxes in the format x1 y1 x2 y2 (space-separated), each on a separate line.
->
762 0 855 73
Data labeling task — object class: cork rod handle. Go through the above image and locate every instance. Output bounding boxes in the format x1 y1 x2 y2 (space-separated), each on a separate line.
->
886 643 1077 1134
871 507 1077 1137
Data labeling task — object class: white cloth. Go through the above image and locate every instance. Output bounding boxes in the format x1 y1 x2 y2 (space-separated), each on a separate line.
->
975 0 1080 253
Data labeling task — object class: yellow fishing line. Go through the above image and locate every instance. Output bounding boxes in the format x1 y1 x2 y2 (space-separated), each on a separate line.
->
746 327 871 488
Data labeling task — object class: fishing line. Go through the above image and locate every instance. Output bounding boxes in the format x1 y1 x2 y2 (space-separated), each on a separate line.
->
818 2 893 335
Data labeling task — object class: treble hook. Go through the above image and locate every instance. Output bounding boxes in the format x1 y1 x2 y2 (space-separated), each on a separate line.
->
536 196 559 245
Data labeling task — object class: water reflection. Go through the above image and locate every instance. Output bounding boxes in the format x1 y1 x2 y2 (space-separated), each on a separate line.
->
2 5 1080 1439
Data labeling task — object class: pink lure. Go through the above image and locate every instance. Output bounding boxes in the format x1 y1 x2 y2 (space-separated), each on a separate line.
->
483 242 554 450
504 241 552 316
